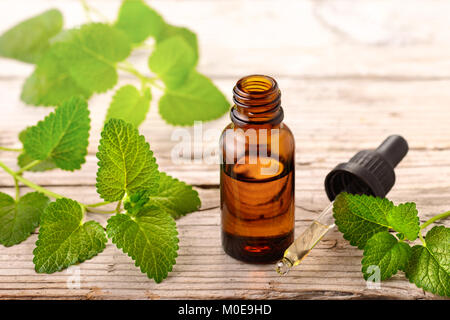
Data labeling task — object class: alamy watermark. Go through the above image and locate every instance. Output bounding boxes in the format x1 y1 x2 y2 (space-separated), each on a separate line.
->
170 121 281 176
66 266 81 290
365 265 381 290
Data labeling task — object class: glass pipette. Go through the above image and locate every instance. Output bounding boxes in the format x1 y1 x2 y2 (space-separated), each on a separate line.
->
276 202 335 275
275 135 409 275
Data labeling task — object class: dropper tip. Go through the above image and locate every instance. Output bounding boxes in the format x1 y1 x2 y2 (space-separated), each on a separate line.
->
275 257 292 275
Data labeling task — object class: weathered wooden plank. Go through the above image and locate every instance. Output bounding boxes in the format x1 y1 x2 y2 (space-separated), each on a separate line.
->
1 77 450 188
2 78 450 150
0 183 447 300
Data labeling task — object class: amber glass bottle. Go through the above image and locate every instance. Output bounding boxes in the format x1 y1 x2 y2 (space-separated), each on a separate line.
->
220 75 295 263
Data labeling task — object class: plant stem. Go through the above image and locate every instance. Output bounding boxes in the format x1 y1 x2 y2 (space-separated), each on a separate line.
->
116 62 164 91
1 161 115 216
133 42 155 51
420 211 450 230
0 160 63 200
85 207 116 214
116 200 122 214
14 178 20 201
418 232 426 245
80 0 110 23
0 146 23 152
80 0 93 22
117 62 150 82
16 160 41 175
86 201 111 208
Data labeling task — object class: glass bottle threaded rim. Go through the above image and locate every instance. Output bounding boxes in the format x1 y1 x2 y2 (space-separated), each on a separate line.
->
231 74 283 125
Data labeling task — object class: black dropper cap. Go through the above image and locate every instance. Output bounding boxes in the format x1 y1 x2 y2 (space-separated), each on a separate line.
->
324 135 409 201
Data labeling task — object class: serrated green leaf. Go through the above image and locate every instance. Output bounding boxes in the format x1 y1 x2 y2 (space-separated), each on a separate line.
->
0 9 63 63
105 85 151 128
49 23 131 93
21 49 93 106
158 71 229 125
106 206 178 283
362 231 411 281
147 172 201 219
22 96 90 171
333 193 391 249
157 24 198 63
96 119 159 201
405 226 450 297
386 202 420 241
115 0 164 43
33 198 107 273
149 36 196 89
0 192 49 247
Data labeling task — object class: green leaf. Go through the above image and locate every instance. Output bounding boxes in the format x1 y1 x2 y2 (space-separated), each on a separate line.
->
115 0 164 43
405 226 450 297
334 193 421 248
17 127 56 172
22 96 90 171
96 119 159 201
21 49 93 106
333 193 391 249
49 23 131 93
386 202 420 241
147 172 201 219
157 24 198 63
105 85 151 128
33 198 107 273
106 206 178 283
158 71 229 125
0 192 49 247
362 231 411 281
149 36 196 89
0 9 63 63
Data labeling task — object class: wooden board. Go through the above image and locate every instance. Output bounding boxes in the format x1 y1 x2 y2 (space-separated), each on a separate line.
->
0 0 449 300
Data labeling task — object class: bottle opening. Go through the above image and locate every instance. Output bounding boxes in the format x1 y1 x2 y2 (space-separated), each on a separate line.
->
231 74 283 124
236 75 277 95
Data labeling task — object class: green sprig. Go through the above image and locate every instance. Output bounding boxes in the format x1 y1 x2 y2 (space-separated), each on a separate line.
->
334 193 450 297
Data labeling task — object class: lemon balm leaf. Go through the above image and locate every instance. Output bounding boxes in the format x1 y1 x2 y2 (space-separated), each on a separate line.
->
0 9 63 63
405 226 450 297
115 0 164 43
22 97 90 171
386 202 420 241
334 193 421 248
158 71 229 125
96 119 159 201
50 23 132 93
106 206 178 283
105 85 151 128
0 192 49 247
33 198 107 273
149 36 196 89
147 172 201 219
17 127 57 172
21 49 93 107
157 24 199 63
333 193 391 249
362 231 411 281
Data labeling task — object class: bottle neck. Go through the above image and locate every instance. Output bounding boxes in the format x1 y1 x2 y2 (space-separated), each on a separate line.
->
231 75 284 126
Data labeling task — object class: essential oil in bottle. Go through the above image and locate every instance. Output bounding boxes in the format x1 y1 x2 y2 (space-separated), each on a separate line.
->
219 75 295 263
